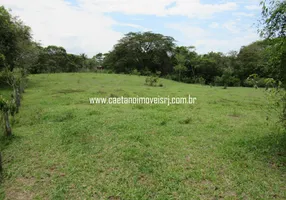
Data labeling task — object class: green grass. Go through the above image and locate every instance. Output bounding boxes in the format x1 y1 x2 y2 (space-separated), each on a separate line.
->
0 73 285 199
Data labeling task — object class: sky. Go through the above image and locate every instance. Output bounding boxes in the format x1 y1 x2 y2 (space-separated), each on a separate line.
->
1 0 263 57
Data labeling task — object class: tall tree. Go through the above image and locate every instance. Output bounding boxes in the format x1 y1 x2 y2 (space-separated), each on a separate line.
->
174 52 187 82
103 32 176 75
260 0 286 87
260 0 286 127
0 6 32 72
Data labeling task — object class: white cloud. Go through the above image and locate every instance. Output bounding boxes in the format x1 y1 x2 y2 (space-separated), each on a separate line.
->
117 23 151 32
223 20 240 34
233 12 255 17
0 0 258 56
209 22 219 29
195 32 259 53
166 23 260 54
166 23 210 38
245 5 261 10
1 0 123 57
166 0 237 18
78 0 238 18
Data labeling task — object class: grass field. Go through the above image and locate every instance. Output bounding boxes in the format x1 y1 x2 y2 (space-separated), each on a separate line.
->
0 73 285 199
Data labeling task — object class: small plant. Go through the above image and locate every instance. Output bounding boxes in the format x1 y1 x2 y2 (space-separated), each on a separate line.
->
145 75 160 87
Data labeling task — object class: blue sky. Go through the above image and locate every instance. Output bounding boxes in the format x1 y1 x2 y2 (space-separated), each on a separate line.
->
1 0 262 56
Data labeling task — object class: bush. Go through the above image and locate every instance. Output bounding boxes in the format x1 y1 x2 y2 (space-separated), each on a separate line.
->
243 78 254 87
145 76 159 87
145 75 163 87
164 74 172 80
141 68 152 76
181 77 193 84
243 77 277 88
131 69 141 76
214 75 240 87
194 77 205 85
229 77 241 87
266 88 286 129
214 76 223 86
257 78 267 88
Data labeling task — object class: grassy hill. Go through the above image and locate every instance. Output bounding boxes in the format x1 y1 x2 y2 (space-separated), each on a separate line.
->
0 73 285 199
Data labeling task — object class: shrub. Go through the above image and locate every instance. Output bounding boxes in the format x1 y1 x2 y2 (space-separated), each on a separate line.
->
141 68 152 76
214 76 223 86
194 77 206 85
214 76 240 87
181 77 193 84
145 74 163 87
264 78 276 89
266 88 286 129
243 78 254 87
229 77 241 87
243 77 278 88
164 74 173 80
131 69 141 76
145 76 159 87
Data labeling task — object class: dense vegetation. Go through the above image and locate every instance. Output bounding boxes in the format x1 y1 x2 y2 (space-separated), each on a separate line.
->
103 34 283 87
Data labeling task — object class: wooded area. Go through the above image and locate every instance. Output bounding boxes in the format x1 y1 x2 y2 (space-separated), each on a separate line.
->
0 2 285 89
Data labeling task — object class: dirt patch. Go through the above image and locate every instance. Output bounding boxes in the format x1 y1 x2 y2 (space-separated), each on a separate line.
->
5 177 36 200
55 89 85 94
228 114 240 118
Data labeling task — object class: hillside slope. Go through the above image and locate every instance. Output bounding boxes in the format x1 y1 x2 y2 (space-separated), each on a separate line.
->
0 73 285 199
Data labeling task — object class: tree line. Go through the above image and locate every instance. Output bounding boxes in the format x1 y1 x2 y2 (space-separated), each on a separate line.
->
103 33 284 88
0 5 284 89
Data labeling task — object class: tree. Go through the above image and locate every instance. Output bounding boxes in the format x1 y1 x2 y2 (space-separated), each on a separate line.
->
221 68 233 89
94 53 104 66
195 52 224 84
260 0 286 87
260 0 286 127
235 41 273 83
174 53 187 82
30 45 69 73
173 46 198 81
103 32 176 75
0 6 32 72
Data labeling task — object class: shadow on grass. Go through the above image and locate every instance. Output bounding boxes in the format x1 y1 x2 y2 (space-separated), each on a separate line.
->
221 131 286 172
25 77 41 89
0 134 23 151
